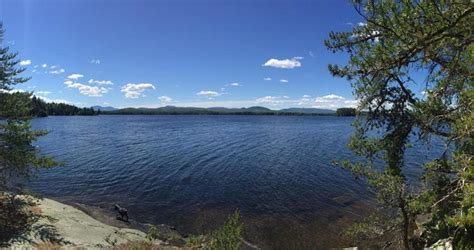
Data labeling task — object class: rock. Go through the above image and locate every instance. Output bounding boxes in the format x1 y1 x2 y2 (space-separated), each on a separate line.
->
8 197 162 248
426 238 453 250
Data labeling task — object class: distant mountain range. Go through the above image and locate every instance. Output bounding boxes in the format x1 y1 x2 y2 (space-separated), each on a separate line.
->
99 106 338 115
91 105 118 111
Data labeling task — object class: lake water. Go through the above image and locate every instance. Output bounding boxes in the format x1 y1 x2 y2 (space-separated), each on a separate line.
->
29 115 444 249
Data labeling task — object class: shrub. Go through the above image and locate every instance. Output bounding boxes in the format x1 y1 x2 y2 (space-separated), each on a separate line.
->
146 225 159 241
206 210 243 250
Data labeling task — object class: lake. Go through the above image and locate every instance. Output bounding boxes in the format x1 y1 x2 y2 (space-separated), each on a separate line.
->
30 115 443 249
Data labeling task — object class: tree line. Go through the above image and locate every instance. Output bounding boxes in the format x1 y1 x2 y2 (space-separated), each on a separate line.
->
336 108 356 116
29 95 97 117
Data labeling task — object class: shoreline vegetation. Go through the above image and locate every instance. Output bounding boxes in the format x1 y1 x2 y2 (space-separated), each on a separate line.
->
101 106 340 116
2 0 471 247
1 92 358 117
30 96 97 117
29 95 359 117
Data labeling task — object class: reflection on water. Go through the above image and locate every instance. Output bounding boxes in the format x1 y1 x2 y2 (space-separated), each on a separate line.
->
30 115 443 248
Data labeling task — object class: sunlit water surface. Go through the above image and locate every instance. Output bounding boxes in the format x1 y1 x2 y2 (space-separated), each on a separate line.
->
30 115 444 249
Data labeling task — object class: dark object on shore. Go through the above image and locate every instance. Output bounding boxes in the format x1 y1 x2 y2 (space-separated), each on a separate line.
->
114 204 129 222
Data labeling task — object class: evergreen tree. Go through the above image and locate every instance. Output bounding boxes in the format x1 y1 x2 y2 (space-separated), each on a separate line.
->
325 0 473 248
336 108 356 116
29 95 97 116
0 23 58 198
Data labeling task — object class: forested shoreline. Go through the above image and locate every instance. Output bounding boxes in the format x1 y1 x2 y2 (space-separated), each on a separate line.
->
101 106 357 116
29 96 97 116
28 96 358 117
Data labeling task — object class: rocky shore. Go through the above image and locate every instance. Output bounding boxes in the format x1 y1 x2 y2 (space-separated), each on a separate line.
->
7 197 185 249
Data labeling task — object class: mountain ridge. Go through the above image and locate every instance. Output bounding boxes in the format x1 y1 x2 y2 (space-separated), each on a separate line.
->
102 106 340 115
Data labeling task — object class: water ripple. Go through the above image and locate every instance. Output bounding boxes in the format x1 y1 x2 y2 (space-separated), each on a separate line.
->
29 115 445 249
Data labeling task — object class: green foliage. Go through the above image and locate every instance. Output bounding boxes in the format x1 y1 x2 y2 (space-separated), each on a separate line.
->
145 225 159 241
206 210 243 250
104 106 335 116
30 95 97 116
325 0 473 248
186 234 206 248
336 108 357 116
0 23 59 195
167 230 181 241
0 23 61 245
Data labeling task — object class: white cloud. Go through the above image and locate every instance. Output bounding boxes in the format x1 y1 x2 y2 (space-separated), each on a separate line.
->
137 93 358 110
253 94 357 109
88 79 113 85
319 94 345 100
50 68 65 74
298 95 312 105
229 82 241 87
279 79 289 83
313 94 357 108
67 73 84 80
31 63 65 74
90 59 101 64
35 94 71 104
20 60 31 66
255 96 282 105
263 77 272 81
121 83 155 98
262 57 303 69
309 51 315 58
196 90 222 99
0 88 26 94
64 80 109 97
0 88 71 104
357 22 367 26
158 96 172 103
35 91 52 95
255 95 297 106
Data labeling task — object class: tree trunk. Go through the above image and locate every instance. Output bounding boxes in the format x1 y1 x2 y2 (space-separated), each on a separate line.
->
399 194 410 250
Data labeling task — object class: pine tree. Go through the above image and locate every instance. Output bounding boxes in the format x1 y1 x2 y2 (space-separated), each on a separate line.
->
325 0 473 248
0 23 58 198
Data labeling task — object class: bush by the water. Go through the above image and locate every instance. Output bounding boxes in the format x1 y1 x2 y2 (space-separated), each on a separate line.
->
207 210 243 250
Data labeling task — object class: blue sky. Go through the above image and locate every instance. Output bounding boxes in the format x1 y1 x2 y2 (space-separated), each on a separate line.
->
1 0 365 109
